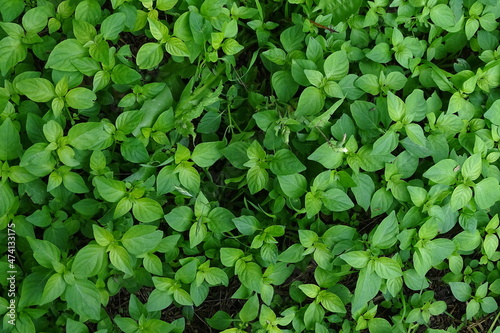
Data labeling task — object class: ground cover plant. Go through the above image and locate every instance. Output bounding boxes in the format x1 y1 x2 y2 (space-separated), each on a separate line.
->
0 0 500 332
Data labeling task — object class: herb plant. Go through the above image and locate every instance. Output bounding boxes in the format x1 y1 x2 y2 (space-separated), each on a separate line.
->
0 0 500 332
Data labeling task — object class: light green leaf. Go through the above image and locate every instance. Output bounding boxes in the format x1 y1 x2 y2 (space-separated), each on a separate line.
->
132 198 164 223
17 78 55 103
324 51 349 80
0 118 22 160
66 279 101 320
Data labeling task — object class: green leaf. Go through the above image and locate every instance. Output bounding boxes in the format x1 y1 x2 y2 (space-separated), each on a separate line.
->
68 122 114 150
366 43 391 63
72 244 107 278
304 302 325 330
324 51 349 80
430 4 456 29
405 123 426 147
387 91 405 122
0 118 22 160
220 248 244 267
247 165 268 194
340 251 369 269
92 228 114 253
308 142 344 169
466 299 480 319
295 87 324 117
240 294 259 322
321 188 354 212
65 87 96 109
189 222 207 248
318 291 346 313
17 78 55 103
0 0 24 22
233 215 260 235
299 284 320 298
450 184 472 211
461 153 482 181
272 71 299 103
166 37 190 57
474 177 500 209
371 211 399 249
270 149 306 175
422 159 458 185
46 39 87 71
40 273 66 305
191 141 225 167
238 262 263 293
0 36 27 76
132 198 164 223
352 266 382 315
165 206 193 232
19 143 56 177
374 257 403 279
204 267 229 286
27 237 61 269
111 64 141 85
137 43 164 69
278 174 307 199
66 279 101 320
94 177 127 202
221 38 244 55
122 225 163 255
109 244 135 276
121 137 149 163
101 12 126 40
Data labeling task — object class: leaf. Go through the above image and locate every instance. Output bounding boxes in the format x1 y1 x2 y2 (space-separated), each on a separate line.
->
40 273 66 305
430 4 456 29
191 141 225 167
65 87 97 109
340 251 369 269
422 159 458 185
66 279 101 320
319 291 346 313
46 39 87 71
136 43 164 69
132 198 164 223
111 64 142 85
474 177 500 209
100 12 126 40
308 142 344 169
233 215 260 235
278 174 307 199
121 137 149 163
94 177 127 202
321 188 354 212
461 153 482 181
240 294 259 322
27 237 61 269
72 244 107 278
450 184 472 211
351 267 382 315
122 225 163 255
374 257 403 279
0 36 27 76
17 78 55 103
166 37 190 57
270 149 306 175
221 38 244 55
295 87 324 117
272 71 299 102
324 51 349 80
0 118 22 160
68 122 114 150
246 165 268 194
371 211 399 249
109 244 135 276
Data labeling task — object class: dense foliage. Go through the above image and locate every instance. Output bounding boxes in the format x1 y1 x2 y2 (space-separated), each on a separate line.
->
1 0 500 332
